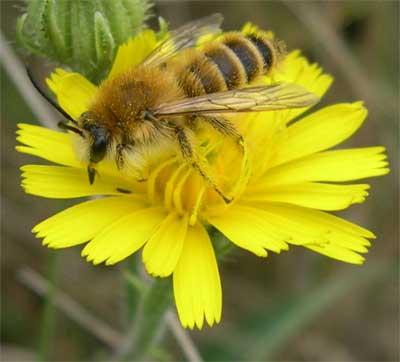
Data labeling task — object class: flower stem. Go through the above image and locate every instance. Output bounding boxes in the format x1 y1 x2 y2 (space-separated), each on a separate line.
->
117 264 173 360
38 251 58 361
130 277 173 359
120 258 203 361
124 257 142 322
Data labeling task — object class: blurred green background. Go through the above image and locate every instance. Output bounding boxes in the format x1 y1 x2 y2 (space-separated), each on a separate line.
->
1 1 398 361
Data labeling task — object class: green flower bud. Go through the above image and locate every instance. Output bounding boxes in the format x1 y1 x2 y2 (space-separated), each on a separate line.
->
17 0 152 83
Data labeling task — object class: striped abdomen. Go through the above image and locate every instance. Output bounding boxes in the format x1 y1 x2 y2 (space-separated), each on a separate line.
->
175 32 279 97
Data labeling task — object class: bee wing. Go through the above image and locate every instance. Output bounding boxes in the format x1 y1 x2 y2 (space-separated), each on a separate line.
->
143 13 223 67
154 83 320 116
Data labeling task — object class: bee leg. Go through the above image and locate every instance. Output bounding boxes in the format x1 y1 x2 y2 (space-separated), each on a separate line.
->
202 116 244 152
116 143 148 182
175 126 232 204
115 143 147 182
116 144 126 169
58 120 84 137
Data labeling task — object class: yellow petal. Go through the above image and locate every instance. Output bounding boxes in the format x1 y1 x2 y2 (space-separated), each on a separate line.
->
244 183 370 211
251 203 373 257
21 165 135 198
239 113 284 179
16 124 81 167
305 244 365 264
206 204 290 256
173 224 222 329
241 61 335 176
257 147 389 187
268 51 333 125
142 212 189 277
108 29 158 79
46 68 97 120
278 51 333 98
33 196 144 248
241 22 259 35
82 207 166 265
270 102 367 167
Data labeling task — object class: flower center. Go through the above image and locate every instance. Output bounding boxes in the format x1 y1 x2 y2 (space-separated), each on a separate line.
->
144 136 250 225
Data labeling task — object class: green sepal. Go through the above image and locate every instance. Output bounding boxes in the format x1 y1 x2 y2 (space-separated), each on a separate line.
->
94 11 116 81
42 0 68 59
156 17 169 41
17 0 152 84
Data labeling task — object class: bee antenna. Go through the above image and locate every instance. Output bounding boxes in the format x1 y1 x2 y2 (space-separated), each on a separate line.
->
26 67 78 125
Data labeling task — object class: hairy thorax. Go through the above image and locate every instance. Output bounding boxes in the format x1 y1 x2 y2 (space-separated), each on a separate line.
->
88 66 184 145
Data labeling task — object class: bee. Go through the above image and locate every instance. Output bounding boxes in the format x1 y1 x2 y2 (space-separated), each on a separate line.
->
29 14 319 203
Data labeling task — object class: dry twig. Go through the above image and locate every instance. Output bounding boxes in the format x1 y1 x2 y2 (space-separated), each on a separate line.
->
17 267 123 349
19 266 203 361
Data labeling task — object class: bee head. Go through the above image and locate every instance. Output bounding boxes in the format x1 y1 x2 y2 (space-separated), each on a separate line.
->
79 112 110 184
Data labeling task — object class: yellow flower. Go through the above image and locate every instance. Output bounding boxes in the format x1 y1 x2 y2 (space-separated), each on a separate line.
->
17 28 389 329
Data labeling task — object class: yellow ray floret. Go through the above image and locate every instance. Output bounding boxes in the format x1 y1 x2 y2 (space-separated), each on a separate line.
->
173 224 221 329
16 124 81 167
242 182 370 211
269 102 368 167
33 196 145 248
46 69 97 120
142 212 189 277
82 207 166 265
20 165 134 199
254 147 388 188
108 29 158 79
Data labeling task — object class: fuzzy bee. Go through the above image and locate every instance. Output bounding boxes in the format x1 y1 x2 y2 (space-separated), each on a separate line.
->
29 14 319 202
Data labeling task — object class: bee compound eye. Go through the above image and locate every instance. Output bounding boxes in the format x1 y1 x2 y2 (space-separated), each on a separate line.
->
90 137 107 163
90 127 109 163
